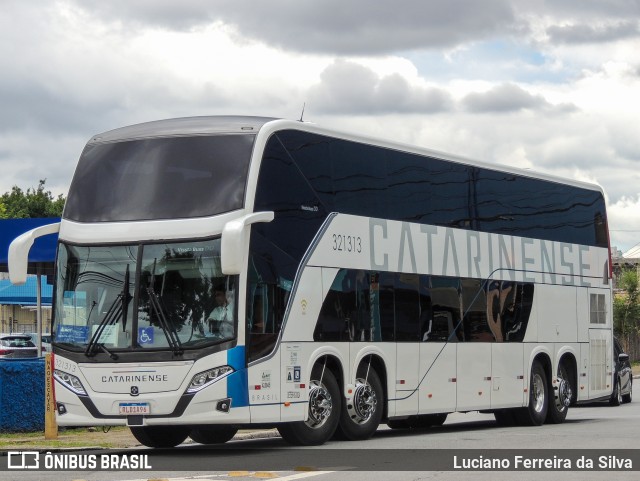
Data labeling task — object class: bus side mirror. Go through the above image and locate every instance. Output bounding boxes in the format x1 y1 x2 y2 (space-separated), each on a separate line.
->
8 222 61 285
221 212 274 275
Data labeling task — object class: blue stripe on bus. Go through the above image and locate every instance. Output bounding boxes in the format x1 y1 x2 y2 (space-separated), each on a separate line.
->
226 346 248 407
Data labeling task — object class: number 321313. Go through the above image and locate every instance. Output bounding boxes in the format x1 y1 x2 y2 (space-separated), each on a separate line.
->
332 234 362 253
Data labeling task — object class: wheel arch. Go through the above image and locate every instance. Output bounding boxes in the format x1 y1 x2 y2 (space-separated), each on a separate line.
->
353 352 389 422
309 353 345 395
556 350 578 404
531 351 553 394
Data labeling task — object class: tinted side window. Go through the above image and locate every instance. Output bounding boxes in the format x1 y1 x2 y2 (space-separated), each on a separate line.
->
395 273 421 342
378 272 395 341
387 152 472 227
330 140 388 219
272 129 607 247
461 278 491 342
430 277 463 341
486 281 533 342
275 130 335 212
246 232 293 363
254 136 328 264
474 169 608 247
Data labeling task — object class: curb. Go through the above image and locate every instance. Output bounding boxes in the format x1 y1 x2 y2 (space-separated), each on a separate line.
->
0 429 281 452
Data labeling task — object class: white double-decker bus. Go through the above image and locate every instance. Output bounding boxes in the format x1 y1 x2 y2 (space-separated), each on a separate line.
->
10 116 613 447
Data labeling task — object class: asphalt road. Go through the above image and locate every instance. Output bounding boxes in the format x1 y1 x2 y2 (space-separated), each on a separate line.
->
3 399 639 481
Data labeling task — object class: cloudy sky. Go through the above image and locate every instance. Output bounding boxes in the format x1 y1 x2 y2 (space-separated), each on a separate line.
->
2 0 640 255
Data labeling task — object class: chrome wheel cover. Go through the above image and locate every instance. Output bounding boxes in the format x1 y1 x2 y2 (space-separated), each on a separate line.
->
347 378 377 424
556 373 572 409
532 372 546 413
306 380 333 429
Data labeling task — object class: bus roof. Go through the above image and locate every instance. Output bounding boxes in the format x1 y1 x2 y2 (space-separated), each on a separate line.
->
259 118 606 197
88 116 277 144
88 115 605 196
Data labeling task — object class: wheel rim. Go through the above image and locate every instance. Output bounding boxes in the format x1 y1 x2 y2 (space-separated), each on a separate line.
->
532 372 546 413
556 371 572 409
347 378 378 424
306 380 333 429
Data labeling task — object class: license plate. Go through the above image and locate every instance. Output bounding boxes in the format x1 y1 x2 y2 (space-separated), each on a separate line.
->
119 402 150 415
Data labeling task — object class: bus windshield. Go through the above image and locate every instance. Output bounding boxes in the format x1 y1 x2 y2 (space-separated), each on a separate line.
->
64 134 255 222
54 239 237 352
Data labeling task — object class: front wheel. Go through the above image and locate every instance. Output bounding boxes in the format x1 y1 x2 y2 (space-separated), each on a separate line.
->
278 363 341 445
610 378 621 406
516 360 548 426
130 426 190 448
622 379 632 404
335 365 384 440
190 426 238 444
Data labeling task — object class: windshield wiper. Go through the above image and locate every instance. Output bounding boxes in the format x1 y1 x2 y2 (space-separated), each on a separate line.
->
146 259 183 356
85 265 132 359
84 292 123 359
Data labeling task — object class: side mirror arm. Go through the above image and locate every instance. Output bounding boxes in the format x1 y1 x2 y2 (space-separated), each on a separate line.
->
9 222 61 285
221 212 274 275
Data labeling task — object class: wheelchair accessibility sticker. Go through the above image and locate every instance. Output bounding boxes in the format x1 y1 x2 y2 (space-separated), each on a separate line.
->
138 327 154 345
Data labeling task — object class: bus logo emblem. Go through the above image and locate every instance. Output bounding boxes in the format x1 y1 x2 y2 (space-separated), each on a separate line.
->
130 386 139 396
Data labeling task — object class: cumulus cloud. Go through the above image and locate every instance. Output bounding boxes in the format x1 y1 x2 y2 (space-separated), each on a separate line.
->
2 0 640 252
308 60 453 114
69 0 521 54
547 21 640 44
461 83 576 113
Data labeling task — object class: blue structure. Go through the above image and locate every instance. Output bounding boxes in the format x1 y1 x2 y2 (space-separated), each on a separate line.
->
0 359 45 432
0 277 52 306
0 218 59 276
0 220 57 432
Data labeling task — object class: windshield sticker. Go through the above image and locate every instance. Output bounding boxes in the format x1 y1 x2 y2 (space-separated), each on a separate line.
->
138 327 154 345
56 325 88 343
91 324 117 345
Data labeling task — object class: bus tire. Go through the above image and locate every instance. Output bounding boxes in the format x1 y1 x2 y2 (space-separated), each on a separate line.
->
335 365 383 441
609 379 621 406
622 378 632 404
130 426 190 448
547 362 572 424
277 364 340 446
516 360 548 426
189 426 238 444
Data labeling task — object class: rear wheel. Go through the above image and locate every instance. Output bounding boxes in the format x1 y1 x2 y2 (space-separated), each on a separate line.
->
547 362 572 423
189 426 238 444
516 360 548 426
130 426 190 448
278 363 341 446
335 365 384 440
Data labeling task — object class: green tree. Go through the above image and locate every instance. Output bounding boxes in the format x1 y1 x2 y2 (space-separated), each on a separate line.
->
1 179 65 218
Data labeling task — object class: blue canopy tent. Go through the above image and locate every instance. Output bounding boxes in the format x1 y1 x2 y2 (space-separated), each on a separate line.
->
0 218 59 348
0 277 53 305
0 218 59 277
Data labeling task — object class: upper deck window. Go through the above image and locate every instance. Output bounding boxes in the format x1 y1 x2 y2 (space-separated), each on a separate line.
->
64 134 255 222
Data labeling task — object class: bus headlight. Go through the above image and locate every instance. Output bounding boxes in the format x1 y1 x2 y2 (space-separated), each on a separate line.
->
187 365 234 394
54 369 87 395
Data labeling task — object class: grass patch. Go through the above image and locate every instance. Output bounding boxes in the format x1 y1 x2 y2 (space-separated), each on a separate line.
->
0 426 135 449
